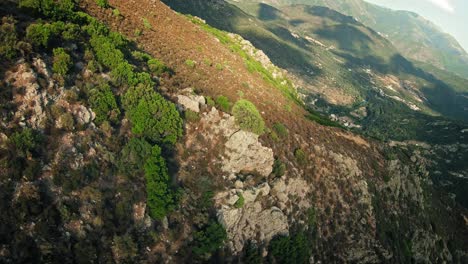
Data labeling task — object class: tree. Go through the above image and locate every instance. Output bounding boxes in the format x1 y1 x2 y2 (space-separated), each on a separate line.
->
123 84 182 144
192 221 227 259
232 99 265 135
0 17 18 60
88 82 120 125
52 47 72 76
144 144 175 220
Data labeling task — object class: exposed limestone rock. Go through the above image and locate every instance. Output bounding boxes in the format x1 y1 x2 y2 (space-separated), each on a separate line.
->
5 62 48 130
177 94 205 113
222 130 274 177
73 104 95 125
217 202 288 253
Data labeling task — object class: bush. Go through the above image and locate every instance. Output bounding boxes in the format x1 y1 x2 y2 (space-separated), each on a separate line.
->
294 148 307 166
234 193 245 208
123 84 183 144
232 99 265 135
205 96 215 107
142 18 151 29
95 0 109 8
52 47 72 76
185 59 196 68
112 8 121 17
147 59 168 76
215 95 231 112
184 109 200 123
88 82 120 125
268 232 311 264
118 137 153 176
10 128 39 157
19 0 76 20
144 144 176 220
0 17 18 60
26 23 51 47
272 159 286 177
192 221 227 259
272 122 288 138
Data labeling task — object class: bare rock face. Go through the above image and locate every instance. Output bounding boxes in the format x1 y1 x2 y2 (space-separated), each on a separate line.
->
177 94 205 113
176 88 206 113
222 130 274 177
5 62 48 130
216 182 288 253
73 104 95 125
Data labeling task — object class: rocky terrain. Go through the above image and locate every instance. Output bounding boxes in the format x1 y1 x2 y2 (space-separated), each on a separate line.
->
0 0 467 263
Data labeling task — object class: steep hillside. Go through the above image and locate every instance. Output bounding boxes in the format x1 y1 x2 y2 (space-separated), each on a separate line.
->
1 0 467 263
234 0 468 79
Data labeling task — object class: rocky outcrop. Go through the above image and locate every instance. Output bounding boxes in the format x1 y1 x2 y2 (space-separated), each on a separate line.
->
5 61 49 130
222 130 274 177
177 94 205 113
216 182 288 253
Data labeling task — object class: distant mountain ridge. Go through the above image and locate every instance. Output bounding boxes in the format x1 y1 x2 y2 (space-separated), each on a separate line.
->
230 0 468 79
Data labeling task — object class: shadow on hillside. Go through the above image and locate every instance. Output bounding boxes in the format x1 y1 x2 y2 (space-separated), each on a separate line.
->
258 3 280 21
314 24 372 54
305 6 359 25
335 51 468 122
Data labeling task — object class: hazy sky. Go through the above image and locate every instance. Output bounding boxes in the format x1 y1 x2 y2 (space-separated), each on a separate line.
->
364 0 468 52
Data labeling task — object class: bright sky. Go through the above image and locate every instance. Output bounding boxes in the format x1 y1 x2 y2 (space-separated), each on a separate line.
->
365 0 468 52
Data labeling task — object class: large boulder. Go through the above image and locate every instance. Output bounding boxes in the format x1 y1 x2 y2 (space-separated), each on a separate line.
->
222 130 274 177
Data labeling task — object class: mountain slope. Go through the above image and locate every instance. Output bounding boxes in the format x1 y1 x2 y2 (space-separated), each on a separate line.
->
1 0 467 263
235 0 468 79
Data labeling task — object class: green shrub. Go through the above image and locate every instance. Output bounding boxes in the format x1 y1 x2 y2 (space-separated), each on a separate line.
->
184 109 200 123
0 17 18 60
10 128 39 157
88 82 120 125
19 0 76 20
272 122 288 138
192 221 227 259
215 95 231 112
232 99 265 135
294 148 307 166
144 144 176 220
234 193 245 208
272 159 286 177
118 138 153 176
95 0 109 8
112 8 121 17
268 232 311 264
134 28 142 37
185 59 196 68
147 59 168 75
215 63 224 71
26 23 51 47
142 18 151 29
205 96 215 107
122 84 183 144
52 47 72 76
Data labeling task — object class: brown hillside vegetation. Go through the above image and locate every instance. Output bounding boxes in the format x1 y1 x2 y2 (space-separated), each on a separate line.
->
80 0 381 163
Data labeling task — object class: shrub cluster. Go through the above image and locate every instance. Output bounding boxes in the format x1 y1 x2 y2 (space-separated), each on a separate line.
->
268 232 311 264
123 84 183 145
0 17 18 60
192 221 227 259
88 82 120 125
232 99 265 135
19 0 76 20
52 47 72 76
95 0 109 8
215 95 231 112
